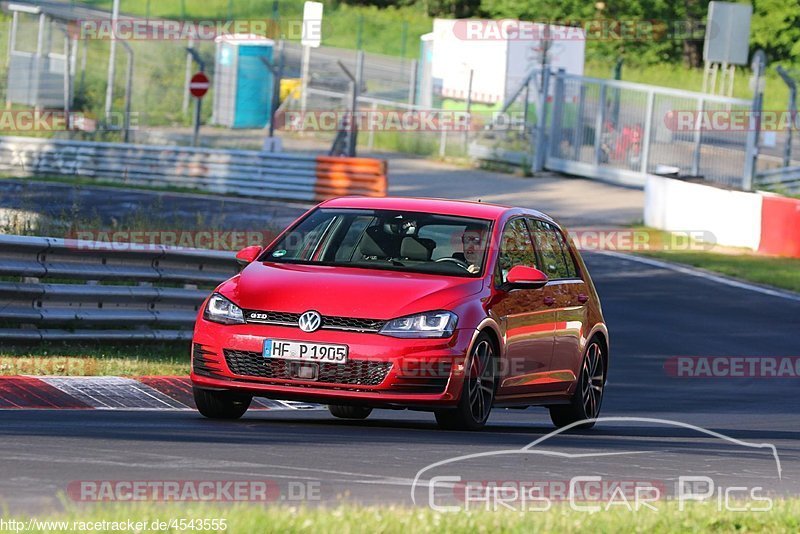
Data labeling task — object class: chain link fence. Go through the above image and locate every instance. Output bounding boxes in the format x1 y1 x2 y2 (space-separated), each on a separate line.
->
1 6 791 192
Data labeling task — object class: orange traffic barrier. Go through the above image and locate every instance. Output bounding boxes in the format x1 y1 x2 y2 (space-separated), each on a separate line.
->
314 156 388 200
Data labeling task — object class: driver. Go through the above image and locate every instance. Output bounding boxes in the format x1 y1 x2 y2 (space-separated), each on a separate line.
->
457 223 486 274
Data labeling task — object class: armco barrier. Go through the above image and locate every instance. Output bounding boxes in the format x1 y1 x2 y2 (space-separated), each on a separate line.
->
0 234 238 341
0 136 387 202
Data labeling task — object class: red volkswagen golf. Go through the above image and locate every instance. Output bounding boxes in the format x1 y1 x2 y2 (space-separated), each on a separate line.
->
191 197 609 430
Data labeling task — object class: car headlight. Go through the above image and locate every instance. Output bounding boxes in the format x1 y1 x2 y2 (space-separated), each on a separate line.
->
379 311 457 338
203 293 245 325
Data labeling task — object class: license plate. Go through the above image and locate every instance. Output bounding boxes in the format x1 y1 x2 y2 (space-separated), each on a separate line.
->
263 339 348 364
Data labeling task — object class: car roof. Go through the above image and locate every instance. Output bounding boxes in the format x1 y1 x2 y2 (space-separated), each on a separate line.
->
319 196 554 223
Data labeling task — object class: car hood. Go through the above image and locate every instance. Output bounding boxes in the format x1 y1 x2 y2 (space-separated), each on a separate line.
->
218 261 485 320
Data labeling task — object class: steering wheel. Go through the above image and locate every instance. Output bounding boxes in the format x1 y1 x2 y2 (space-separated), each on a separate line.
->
434 257 470 271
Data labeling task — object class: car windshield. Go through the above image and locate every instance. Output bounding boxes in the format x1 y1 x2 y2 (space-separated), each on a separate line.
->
263 208 492 277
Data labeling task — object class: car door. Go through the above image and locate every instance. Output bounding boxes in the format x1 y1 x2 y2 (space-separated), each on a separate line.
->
491 218 558 400
528 219 588 393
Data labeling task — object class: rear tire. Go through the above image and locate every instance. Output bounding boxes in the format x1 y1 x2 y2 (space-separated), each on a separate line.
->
549 339 605 429
435 332 497 431
328 405 373 420
193 387 251 420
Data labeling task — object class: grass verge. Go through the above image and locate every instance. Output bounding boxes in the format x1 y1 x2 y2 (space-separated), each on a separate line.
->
612 226 800 293
636 251 800 294
6 500 800 533
0 342 190 376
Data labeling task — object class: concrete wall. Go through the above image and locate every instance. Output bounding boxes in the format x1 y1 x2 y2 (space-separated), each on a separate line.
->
644 175 763 251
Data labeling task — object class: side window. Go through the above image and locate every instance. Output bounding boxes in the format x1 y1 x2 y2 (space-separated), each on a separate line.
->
528 219 578 279
495 218 537 285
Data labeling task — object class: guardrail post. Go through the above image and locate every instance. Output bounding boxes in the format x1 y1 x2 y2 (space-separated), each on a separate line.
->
120 40 134 143
33 13 45 107
640 89 655 174
743 50 766 191
593 83 607 166
776 66 796 168
548 69 566 160
532 68 550 173
408 59 418 106
367 102 377 150
691 97 704 177
572 83 586 161
182 37 193 115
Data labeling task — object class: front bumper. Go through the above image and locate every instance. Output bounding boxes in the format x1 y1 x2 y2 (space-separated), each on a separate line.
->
190 317 475 408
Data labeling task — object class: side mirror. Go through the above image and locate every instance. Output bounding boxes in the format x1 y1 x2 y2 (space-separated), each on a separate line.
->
505 265 549 290
235 245 262 265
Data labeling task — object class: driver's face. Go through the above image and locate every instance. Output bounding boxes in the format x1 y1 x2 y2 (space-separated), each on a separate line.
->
462 230 485 264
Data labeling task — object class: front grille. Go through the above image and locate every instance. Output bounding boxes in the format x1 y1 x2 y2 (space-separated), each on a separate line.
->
243 309 386 333
223 349 392 386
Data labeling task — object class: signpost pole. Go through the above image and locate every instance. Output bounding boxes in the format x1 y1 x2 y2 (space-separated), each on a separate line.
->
186 49 208 148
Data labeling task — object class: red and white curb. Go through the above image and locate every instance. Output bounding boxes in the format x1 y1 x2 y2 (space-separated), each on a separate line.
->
0 376 319 411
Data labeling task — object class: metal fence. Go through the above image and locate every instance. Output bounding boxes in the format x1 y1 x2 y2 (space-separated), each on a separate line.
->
0 9 420 134
0 234 237 341
0 4 780 192
0 136 388 201
470 69 756 189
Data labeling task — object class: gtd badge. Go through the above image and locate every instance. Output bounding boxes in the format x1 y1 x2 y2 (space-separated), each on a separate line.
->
298 311 322 333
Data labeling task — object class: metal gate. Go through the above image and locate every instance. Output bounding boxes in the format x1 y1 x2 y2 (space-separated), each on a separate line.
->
470 69 757 190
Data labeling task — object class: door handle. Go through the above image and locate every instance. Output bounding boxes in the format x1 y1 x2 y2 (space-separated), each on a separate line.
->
577 294 589 304
543 296 555 306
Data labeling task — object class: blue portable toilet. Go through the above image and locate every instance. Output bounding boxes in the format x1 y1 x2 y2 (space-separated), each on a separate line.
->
212 34 274 129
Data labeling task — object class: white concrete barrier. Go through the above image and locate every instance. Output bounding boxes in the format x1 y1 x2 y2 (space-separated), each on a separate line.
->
644 175 762 250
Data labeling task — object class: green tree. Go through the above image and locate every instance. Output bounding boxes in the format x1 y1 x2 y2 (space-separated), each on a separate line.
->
751 0 800 65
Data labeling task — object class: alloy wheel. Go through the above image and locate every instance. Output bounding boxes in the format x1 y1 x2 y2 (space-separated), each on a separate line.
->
581 342 605 419
467 339 496 423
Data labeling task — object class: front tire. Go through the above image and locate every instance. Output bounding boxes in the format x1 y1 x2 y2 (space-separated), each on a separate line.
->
193 387 251 420
549 339 606 429
435 332 497 431
328 404 373 420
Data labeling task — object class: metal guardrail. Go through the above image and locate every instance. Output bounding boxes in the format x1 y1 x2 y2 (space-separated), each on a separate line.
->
755 165 800 193
0 234 238 341
0 136 387 202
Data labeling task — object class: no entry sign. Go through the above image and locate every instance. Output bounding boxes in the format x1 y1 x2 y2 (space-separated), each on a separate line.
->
190 72 210 98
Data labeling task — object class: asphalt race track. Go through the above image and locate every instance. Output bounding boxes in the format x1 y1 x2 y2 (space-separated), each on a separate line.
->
1 251 798 510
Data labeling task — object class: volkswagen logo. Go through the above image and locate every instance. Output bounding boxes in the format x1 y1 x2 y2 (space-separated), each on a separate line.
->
298 310 322 333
